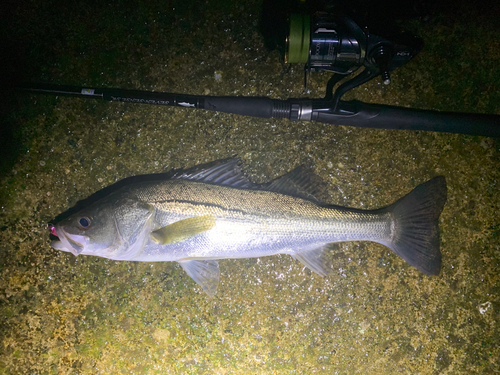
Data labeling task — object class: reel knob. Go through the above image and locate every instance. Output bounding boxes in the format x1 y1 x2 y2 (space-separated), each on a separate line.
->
369 44 393 85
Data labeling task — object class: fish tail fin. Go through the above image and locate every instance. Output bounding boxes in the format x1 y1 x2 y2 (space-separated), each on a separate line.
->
382 176 447 275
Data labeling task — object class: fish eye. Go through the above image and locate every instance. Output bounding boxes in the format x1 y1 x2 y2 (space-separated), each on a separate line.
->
78 217 91 229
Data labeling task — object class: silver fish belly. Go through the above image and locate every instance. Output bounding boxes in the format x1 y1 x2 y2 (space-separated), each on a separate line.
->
50 158 447 296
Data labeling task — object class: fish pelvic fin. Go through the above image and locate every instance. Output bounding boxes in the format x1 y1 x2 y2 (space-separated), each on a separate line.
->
383 176 447 275
179 259 220 297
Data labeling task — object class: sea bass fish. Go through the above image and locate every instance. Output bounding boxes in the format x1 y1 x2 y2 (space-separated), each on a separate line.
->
50 158 447 296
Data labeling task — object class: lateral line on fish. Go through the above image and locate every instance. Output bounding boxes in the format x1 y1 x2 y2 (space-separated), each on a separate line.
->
152 199 265 217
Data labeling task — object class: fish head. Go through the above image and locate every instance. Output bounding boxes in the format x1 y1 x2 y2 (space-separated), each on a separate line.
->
50 194 155 259
50 200 121 257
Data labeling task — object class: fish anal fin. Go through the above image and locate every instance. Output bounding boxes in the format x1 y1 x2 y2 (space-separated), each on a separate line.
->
179 259 220 297
292 246 330 277
151 215 216 245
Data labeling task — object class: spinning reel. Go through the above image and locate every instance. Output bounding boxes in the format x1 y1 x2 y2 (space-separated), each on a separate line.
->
283 11 422 109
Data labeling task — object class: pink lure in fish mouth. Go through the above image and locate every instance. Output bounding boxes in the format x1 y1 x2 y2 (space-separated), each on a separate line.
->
49 224 58 237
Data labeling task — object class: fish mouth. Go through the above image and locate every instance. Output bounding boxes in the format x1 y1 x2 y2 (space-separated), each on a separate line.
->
49 224 89 256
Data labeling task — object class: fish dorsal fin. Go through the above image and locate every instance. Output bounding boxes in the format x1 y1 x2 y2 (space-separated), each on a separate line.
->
151 215 216 245
178 259 220 297
173 158 331 202
264 165 330 203
173 157 257 189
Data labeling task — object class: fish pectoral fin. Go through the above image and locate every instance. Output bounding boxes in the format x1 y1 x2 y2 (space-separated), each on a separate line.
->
292 246 330 277
178 259 220 297
150 215 216 245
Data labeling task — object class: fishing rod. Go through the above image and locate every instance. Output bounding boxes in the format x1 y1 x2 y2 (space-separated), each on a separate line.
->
18 82 500 137
17 10 500 137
